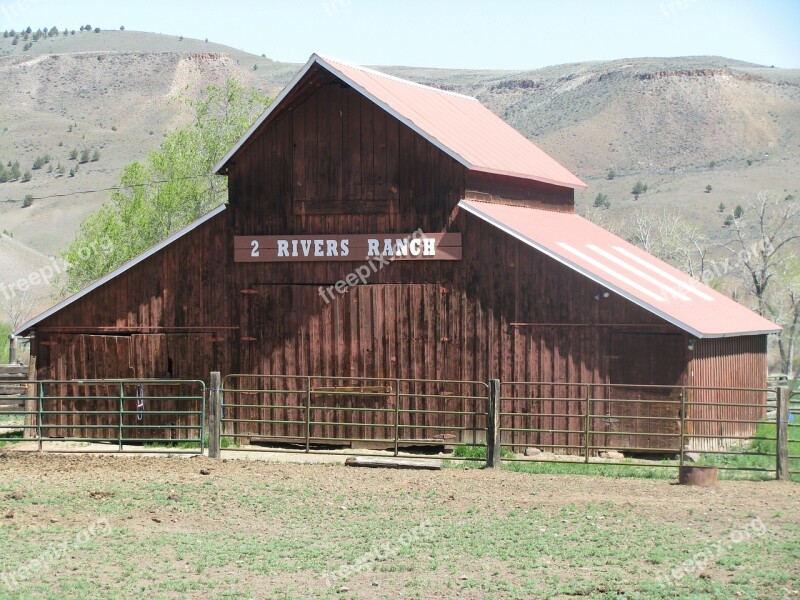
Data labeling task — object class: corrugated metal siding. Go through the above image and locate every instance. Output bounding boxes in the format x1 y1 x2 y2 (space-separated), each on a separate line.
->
687 336 768 451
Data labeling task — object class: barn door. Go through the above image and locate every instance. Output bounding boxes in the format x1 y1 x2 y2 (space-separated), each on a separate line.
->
606 332 684 452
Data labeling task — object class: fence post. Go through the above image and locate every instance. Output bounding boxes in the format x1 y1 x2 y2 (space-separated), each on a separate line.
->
8 335 16 364
777 385 790 481
23 356 37 439
487 379 501 469
208 372 221 459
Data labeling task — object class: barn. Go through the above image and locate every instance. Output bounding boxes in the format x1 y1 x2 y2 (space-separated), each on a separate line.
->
14 54 780 453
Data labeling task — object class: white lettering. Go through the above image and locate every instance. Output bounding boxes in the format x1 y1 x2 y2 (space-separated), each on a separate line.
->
367 239 379 257
423 238 435 256
300 240 312 256
277 240 289 257
326 239 339 256
409 239 422 256
395 238 408 256
382 239 393 256
291 239 299 257
314 239 324 257
341 239 350 257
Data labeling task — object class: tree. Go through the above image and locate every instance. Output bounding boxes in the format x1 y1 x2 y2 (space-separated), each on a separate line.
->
60 79 271 292
724 192 800 317
734 204 745 219
0 289 35 332
120 25 125 31
718 203 726 213
705 184 712 193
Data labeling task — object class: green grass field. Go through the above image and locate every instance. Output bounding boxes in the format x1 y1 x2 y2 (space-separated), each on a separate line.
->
0 453 797 599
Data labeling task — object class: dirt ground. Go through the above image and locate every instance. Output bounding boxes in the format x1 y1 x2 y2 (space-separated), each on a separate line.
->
1 451 798 599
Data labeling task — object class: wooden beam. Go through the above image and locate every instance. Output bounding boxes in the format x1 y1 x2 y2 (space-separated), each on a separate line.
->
344 456 442 470
777 385 790 482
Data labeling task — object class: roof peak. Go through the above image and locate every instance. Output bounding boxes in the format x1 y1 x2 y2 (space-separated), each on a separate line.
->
313 54 480 102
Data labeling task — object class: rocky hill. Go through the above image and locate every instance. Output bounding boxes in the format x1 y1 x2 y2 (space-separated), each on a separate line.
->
0 29 798 318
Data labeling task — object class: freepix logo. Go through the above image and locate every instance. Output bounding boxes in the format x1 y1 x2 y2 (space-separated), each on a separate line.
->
0 237 114 302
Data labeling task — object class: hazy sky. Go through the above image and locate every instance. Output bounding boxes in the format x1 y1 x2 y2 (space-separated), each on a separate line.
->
1 0 798 69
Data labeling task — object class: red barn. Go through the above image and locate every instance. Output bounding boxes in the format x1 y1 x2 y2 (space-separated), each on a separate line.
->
15 54 779 452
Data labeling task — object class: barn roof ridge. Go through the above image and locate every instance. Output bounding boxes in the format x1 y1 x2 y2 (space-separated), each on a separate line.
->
13 204 228 337
314 53 480 101
214 53 587 190
458 199 781 338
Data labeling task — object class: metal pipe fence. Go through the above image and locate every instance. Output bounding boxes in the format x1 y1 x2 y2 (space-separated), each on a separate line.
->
219 374 489 462
0 379 206 454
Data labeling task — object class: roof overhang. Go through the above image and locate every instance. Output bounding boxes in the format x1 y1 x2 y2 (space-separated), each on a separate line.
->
458 200 781 339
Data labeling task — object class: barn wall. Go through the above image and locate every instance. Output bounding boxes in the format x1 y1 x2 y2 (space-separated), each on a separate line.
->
29 77 771 451
686 335 768 451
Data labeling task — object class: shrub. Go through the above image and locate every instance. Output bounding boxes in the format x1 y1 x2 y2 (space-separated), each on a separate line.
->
69 148 78 160
11 35 18 45
94 27 100 33
606 169 615 180
709 160 716 168
718 203 725 213
79 149 90 163
705 184 712 193
91 149 100 162
734 204 745 219
21 194 33 208
68 167 76 177
631 180 647 200
593 193 611 209
746 159 753 166
21 170 31 182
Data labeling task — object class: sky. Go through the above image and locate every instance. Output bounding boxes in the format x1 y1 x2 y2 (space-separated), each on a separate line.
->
0 0 798 70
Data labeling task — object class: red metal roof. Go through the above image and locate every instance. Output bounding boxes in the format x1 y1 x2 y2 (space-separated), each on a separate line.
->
459 200 781 338
215 54 586 190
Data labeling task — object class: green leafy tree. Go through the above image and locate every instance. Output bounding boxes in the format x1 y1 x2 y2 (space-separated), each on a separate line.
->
60 79 271 292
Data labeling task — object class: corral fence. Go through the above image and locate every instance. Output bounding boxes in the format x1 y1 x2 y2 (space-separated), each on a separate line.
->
211 373 489 464
206 374 798 480
1 371 797 479
0 379 206 454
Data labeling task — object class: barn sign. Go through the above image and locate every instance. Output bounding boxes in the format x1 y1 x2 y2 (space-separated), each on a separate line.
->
234 232 462 262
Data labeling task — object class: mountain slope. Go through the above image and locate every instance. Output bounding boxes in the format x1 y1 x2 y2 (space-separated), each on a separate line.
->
0 29 798 317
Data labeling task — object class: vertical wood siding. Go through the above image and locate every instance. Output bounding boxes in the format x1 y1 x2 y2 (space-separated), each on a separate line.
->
28 79 768 451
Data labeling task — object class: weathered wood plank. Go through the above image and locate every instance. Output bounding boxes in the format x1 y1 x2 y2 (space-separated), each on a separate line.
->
344 456 442 470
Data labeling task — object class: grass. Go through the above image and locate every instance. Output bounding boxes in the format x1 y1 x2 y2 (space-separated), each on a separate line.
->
0 322 9 363
0 458 797 600
447 421 800 482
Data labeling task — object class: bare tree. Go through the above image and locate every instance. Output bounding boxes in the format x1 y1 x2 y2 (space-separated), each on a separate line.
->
600 207 712 280
771 283 800 378
725 192 800 316
0 290 35 331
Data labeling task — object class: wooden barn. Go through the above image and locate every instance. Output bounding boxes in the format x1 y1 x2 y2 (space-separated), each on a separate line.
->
15 54 780 452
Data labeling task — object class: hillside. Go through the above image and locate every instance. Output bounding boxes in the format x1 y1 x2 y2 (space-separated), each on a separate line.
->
1 28 799 318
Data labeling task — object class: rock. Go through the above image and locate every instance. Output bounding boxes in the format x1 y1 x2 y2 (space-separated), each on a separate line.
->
152 517 161 523
524 447 542 456
199 469 211 475
684 452 701 463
